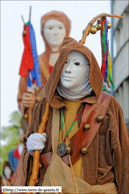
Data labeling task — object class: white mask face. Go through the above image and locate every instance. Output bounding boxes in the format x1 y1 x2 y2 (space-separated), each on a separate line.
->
60 50 89 90
4 166 11 179
43 19 66 51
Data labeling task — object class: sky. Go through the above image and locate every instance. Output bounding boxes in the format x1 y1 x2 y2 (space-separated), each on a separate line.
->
1 1 112 132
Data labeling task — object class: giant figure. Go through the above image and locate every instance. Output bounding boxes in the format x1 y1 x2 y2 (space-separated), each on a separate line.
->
17 11 71 132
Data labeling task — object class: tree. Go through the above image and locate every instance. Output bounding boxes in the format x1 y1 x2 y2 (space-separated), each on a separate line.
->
0 110 22 175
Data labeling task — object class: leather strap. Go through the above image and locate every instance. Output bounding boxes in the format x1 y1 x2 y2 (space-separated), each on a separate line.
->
70 92 111 165
52 109 60 154
40 152 53 180
39 56 49 81
36 86 46 100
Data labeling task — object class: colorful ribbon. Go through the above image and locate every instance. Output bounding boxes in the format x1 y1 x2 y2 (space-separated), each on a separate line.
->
100 17 114 89
19 21 42 88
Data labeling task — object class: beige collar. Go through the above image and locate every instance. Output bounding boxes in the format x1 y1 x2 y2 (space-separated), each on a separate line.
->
50 90 97 109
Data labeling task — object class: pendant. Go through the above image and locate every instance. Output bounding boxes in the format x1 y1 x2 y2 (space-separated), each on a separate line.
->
57 143 67 157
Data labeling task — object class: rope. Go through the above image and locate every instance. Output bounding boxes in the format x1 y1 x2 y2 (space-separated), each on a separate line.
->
62 116 79 194
61 105 84 143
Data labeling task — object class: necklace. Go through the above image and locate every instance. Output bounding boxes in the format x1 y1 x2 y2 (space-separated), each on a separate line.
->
57 105 84 157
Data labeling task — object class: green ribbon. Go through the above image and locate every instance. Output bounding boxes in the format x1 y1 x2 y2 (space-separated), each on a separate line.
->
60 105 84 144
26 20 31 25
102 18 106 53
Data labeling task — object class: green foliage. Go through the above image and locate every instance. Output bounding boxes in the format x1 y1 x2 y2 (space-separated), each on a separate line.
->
0 110 22 175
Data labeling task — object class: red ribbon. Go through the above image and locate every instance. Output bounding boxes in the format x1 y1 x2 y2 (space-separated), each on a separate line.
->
19 24 34 77
13 147 20 159
49 65 53 74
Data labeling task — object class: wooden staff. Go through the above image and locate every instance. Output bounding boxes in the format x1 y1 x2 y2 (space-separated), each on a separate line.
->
28 103 50 187
27 103 50 194
79 13 122 45
29 6 31 21
28 107 32 125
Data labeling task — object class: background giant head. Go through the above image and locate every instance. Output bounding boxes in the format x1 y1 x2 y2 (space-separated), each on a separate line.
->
41 11 71 53
43 19 66 52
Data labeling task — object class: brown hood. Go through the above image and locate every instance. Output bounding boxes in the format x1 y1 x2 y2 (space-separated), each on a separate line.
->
41 10 71 54
45 37 103 106
3 161 14 177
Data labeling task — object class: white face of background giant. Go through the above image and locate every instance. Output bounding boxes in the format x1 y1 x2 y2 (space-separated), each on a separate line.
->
60 50 89 90
43 19 66 52
4 166 11 179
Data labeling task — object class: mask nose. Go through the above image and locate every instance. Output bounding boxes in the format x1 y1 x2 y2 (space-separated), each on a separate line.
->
53 27 58 35
65 62 72 74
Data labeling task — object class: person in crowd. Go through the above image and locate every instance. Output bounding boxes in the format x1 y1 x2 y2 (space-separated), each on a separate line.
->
23 37 129 193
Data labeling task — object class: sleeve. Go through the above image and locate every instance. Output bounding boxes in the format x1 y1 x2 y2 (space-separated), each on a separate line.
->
23 98 46 185
110 98 129 194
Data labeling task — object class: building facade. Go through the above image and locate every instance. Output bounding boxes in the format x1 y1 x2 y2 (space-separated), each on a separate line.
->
111 0 129 131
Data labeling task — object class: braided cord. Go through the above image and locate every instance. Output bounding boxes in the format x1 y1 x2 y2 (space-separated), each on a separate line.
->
63 116 79 194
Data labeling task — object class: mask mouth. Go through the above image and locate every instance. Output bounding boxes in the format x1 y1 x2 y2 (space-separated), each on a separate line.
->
62 76 75 80
52 37 60 40
63 76 73 78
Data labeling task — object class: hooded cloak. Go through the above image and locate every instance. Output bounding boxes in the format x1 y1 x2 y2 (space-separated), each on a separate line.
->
23 37 129 193
0 162 14 187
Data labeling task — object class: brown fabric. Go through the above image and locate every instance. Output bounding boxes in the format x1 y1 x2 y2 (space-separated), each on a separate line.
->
23 37 129 193
17 11 71 116
12 150 25 186
39 55 49 81
12 151 25 194
42 107 117 194
26 155 33 186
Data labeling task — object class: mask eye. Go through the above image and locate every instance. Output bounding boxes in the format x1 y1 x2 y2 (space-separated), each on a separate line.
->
65 60 68 64
49 27 52 30
74 62 80 66
59 26 63 29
